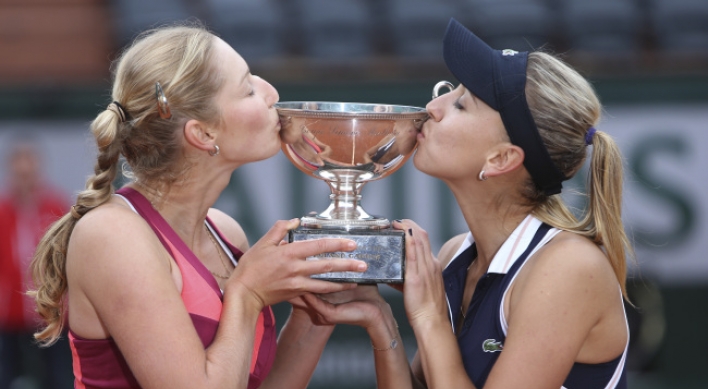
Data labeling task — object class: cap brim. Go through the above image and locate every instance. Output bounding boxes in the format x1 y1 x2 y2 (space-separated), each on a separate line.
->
443 19 498 110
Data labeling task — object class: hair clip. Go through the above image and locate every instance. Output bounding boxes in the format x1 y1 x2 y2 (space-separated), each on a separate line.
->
155 82 172 119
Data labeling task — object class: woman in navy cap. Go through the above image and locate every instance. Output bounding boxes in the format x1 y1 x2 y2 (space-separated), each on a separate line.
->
306 18 632 389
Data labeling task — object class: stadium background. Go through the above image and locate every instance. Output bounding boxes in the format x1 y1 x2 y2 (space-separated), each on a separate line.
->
0 0 707 388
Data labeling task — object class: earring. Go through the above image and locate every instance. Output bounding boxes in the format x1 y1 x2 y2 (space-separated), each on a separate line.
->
478 170 487 181
209 145 220 157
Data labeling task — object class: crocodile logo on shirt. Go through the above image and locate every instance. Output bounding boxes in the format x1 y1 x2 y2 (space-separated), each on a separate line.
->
482 339 504 353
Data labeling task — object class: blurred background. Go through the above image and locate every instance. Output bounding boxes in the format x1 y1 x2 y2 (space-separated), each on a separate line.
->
0 0 707 388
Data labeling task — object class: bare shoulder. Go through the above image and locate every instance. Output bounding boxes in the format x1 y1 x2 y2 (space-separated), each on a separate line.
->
66 197 180 335
514 231 620 306
68 199 168 277
71 199 156 252
207 208 249 251
538 231 616 280
497 230 628 378
437 233 469 268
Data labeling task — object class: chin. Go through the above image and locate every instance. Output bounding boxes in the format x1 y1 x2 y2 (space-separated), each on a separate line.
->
412 150 424 169
412 151 439 178
265 138 283 159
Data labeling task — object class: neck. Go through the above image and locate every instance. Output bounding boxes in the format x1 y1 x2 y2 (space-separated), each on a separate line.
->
130 165 231 250
446 179 532 273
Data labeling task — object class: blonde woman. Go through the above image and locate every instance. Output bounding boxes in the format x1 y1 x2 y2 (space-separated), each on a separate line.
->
29 24 367 389
306 19 632 389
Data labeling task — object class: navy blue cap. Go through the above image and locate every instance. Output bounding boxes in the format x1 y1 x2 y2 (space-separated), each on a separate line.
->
442 18 566 195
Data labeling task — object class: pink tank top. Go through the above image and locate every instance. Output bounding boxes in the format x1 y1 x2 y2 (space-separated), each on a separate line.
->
68 187 276 389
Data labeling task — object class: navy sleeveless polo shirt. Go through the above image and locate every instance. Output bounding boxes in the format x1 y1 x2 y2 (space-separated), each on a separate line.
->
443 215 628 388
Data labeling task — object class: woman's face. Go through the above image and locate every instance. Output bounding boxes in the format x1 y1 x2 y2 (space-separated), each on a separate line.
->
414 85 506 181
211 38 281 164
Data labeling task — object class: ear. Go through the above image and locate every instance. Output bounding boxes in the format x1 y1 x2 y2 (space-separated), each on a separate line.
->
482 143 525 178
183 119 217 153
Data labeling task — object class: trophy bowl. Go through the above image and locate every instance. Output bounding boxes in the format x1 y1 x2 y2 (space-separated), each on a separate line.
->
277 101 428 283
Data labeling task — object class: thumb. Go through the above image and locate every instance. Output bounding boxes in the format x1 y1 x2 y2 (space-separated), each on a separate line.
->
259 218 300 247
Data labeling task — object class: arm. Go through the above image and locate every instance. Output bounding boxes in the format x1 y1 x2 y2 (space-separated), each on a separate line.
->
406 232 468 389
297 286 413 389
258 301 334 389
68 208 366 389
398 220 475 389
209 209 337 389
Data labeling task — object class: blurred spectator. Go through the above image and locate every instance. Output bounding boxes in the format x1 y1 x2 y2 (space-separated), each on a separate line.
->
0 136 72 389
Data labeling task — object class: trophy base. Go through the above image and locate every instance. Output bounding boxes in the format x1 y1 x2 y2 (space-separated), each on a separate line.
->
288 227 405 284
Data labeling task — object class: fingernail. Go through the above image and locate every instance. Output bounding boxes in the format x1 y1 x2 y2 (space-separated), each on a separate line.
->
347 241 357 249
408 228 413 236
393 219 402 223
357 263 368 271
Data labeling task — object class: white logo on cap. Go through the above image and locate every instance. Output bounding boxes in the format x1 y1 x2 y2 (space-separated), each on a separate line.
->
502 49 518 56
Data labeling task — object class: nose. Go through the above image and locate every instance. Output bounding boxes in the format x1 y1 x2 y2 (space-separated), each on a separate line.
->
256 76 279 107
426 96 442 122
426 80 454 122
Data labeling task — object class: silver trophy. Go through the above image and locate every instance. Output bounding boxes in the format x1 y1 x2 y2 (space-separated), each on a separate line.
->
277 101 428 283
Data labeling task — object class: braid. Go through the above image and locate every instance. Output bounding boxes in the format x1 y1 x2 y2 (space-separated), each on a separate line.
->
73 111 123 216
29 109 122 345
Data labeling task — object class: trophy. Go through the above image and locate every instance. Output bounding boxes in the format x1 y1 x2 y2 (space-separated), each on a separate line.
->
277 102 428 283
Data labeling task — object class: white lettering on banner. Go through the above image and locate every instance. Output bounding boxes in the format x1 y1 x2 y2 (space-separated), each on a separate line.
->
1 105 707 284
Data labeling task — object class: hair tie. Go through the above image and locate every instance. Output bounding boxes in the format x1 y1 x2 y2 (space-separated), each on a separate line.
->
585 127 597 146
107 101 128 123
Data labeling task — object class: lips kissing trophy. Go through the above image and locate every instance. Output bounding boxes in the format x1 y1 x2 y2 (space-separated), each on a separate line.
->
277 101 428 283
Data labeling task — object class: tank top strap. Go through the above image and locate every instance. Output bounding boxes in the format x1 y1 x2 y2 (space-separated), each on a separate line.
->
115 187 222 298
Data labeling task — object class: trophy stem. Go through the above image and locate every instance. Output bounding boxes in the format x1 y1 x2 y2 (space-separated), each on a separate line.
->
300 173 391 230
325 179 367 220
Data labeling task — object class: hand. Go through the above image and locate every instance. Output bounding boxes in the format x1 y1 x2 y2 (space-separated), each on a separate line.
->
288 295 333 327
228 219 367 310
392 219 449 330
297 286 388 329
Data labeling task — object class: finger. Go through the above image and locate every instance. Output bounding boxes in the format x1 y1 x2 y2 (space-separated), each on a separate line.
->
303 293 334 311
404 227 418 276
286 238 358 259
414 227 433 270
300 279 359 295
391 219 408 232
305 293 370 325
317 289 357 305
259 218 300 246
302 293 341 325
300 258 367 275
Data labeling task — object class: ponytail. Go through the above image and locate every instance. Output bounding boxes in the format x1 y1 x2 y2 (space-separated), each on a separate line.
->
525 51 633 300
578 131 633 298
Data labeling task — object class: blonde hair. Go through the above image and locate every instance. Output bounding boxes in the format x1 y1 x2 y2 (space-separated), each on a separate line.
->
524 52 633 299
29 23 224 345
